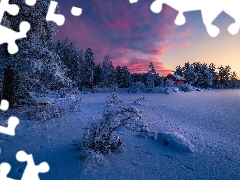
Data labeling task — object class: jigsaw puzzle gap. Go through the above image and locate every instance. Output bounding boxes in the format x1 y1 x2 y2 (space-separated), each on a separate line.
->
25 0 36 6
0 116 19 136
0 0 30 54
0 100 9 111
139 0 240 37
16 151 50 180
71 6 82 17
0 162 15 180
46 1 65 26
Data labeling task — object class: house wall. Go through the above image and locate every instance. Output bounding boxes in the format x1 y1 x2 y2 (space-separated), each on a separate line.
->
164 75 186 85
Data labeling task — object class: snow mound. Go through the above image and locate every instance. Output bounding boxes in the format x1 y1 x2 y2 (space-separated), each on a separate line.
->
156 132 194 153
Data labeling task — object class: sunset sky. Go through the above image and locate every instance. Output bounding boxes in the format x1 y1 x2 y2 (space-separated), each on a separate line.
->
55 0 240 76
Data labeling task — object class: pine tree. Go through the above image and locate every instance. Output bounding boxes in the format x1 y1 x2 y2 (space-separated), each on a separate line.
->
101 55 115 87
229 71 239 88
115 66 132 88
83 48 95 88
148 62 156 74
208 63 218 88
54 38 84 88
175 65 183 76
0 0 71 105
217 65 231 88
94 64 102 85
193 62 212 88
182 62 197 85
146 62 158 88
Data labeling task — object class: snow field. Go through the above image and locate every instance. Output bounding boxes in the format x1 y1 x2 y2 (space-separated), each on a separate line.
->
0 90 240 179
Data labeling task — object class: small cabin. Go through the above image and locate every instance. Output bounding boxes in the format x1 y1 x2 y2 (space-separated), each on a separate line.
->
164 74 186 86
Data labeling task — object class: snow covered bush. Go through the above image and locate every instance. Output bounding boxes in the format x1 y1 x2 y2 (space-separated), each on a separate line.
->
76 92 149 161
165 87 180 94
105 91 123 108
165 78 175 87
34 104 63 122
2 92 84 122
133 96 147 104
129 82 146 93
178 84 193 92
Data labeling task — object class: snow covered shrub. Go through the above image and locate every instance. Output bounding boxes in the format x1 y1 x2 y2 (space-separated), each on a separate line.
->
36 106 57 121
165 79 175 87
105 91 123 108
10 94 83 122
165 87 180 94
129 82 146 93
133 96 147 104
178 84 192 92
76 92 149 161
68 96 84 112
58 88 67 98
93 84 119 93
1 102 63 123
79 106 148 156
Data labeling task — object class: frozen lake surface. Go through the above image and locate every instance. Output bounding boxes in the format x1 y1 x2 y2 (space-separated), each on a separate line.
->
1 89 240 179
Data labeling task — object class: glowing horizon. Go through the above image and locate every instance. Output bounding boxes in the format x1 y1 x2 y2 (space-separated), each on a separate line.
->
55 0 240 77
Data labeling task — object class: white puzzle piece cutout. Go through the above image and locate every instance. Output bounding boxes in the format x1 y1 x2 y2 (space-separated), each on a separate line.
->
46 1 65 26
71 6 82 16
0 100 19 136
129 0 138 4
0 163 15 180
130 0 240 37
25 0 37 6
0 116 19 136
0 0 34 54
0 22 30 54
16 151 50 180
0 100 9 111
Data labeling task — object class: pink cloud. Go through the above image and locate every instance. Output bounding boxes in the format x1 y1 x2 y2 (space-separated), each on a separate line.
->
55 0 193 75
176 27 194 38
180 41 190 47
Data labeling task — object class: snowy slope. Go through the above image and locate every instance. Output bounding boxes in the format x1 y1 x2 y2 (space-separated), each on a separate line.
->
1 90 240 180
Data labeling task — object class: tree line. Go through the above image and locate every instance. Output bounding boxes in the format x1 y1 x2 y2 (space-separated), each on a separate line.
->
174 62 239 89
0 0 239 107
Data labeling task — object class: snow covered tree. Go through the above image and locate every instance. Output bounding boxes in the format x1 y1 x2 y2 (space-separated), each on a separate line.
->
148 62 156 74
115 66 132 88
146 62 157 88
182 62 197 85
229 71 239 88
153 74 165 86
208 63 218 88
54 38 84 88
174 62 238 89
94 64 102 85
217 65 231 88
0 0 71 105
175 65 183 76
132 73 147 84
193 62 213 88
83 48 95 88
101 55 115 87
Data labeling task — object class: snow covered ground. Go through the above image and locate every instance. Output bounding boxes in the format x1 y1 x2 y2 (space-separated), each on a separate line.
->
1 89 240 179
